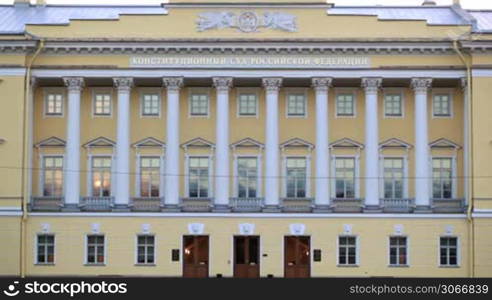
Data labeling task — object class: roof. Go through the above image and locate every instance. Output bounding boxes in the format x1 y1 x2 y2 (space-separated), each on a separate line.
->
468 11 492 32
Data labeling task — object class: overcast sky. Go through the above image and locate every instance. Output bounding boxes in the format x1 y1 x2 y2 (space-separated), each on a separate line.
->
0 0 491 9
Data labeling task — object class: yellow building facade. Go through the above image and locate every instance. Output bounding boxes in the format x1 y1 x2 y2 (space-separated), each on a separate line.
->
0 0 491 277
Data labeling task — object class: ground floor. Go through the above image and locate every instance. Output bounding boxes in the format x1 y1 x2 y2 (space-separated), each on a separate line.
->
1 214 491 277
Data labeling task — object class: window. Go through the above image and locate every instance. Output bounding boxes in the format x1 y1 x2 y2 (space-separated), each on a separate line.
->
237 157 257 198
433 94 451 117
141 93 160 116
383 158 404 199
440 237 458 266
335 158 356 199
336 93 355 116
190 93 209 116
188 157 209 198
286 158 307 198
93 93 111 116
86 235 105 265
45 93 63 116
36 235 55 264
238 93 257 116
136 235 155 265
384 93 403 117
287 93 306 116
91 157 112 197
140 157 161 198
432 158 453 199
338 236 357 266
389 237 407 266
42 156 63 197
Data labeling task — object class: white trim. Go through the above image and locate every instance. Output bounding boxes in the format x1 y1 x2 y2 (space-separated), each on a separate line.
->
236 87 260 118
139 88 162 118
185 155 213 198
84 233 107 266
136 155 164 198
379 155 409 199
382 88 405 119
134 233 157 266
42 88 66 118
233 155 261 198
331 155 360 199
0 68 26 76
431 88 454 119
431 155 457 199
472 213 492 218
282 155 310 198
334 88 357 118
87 154 114 197
38 154 65 197
0 207 21 211
284 88 308 119
336 234 360 267
34 233 56 265
187 87 211 118
438 235 461 268
387 235 409 267
91 88 114 118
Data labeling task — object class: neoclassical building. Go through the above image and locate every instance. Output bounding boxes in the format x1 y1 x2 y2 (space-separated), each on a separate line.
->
0 0 492 278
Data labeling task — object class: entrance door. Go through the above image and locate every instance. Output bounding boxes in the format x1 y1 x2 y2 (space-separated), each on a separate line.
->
183 235 209 278
284 236 310 278
234 236 260 278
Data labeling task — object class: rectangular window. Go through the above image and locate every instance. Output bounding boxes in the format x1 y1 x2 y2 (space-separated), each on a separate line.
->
237 157 258 198
336 94 355 116
91 157 112 197
190 94 209 116
440 237 458 266
141 94 160 116
37 234 55 264
286 158 307 198
383 158 404 199
433 94 451 117
384 93 403 117
389 236 407 266
238 93 257 116
432 158 453 199
188 157 209 198
93 93 112 116
338 236 357 265
86 235 105 264
42 156 63 197
140 157 161 198
45 93 63 116
335 158 356 199
287 94 306 116
137 235 155 265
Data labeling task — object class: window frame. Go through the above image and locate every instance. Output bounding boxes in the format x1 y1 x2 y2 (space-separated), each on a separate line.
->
431 89 454 119
236 88 259 118
137 156 163 198
431 156 456 200
335 89 357 118
84 234 106 266
383 89 405 118
285 88 308 118
88 155 113 198
186 156 212 198
332 156 358 199
135 234 156 266
337 235 359 267
91 88 113 118
139 88 162 118
188 88 210 118
235 156 260 199
388 235 409 267
35 233 56 265
438 236 460 267
381 156 407 199
39 155 64 197
284 156 309 198
43 88 65 118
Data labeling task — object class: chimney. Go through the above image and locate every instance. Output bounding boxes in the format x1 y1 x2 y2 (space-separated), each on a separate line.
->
422 0 437 5
14 0 30 6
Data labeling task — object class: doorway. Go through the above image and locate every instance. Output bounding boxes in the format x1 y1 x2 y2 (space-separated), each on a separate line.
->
183 235 209 278
234 236 260 278
284 236 310 278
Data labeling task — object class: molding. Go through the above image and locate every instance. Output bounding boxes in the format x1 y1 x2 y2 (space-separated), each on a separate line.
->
280 137 314 150
181 137 215 149
82 137 115 148
429 138 461 149
231 137 264 149
132 137 165 148
380 138 412 149
35 136 66 148
0 68 26 76
330 138 364 149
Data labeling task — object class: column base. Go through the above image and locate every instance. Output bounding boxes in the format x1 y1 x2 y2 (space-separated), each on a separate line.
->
363 205 383 213
262 205 281 213
61 203 80 212
414 205 432 213
212 204 231 213
313 205 332 213
161 204 181 212
112 204 131 212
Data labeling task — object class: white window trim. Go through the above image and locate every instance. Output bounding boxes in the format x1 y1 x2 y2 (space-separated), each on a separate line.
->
431 88 454 119
87 154 114 197
233 154 262 198
334 88 357 118
285 88 308 119
336 235 360 267
188 87 211 118
431 155 457 199
135 234 157 266
282 155 311 198
379 155 409 199
139 88 162 118
84 234 107 265
43 88 65 118
184 155 214 198
34 233 56 265
135 155 165 198
331 155 360 199
387 235 410 267
236 87 259 118
382 88 405 119
39 154 65 197
438 235 461 267
91 88 114 118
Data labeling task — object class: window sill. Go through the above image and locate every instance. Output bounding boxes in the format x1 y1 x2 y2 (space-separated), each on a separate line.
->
337 264 359 268
439 265 460 268
34 263 55 266
388 265 409 268
134 263 156 267
84 263 106 267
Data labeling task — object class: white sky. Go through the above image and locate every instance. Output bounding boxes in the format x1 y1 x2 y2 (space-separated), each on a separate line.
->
0 0 491 9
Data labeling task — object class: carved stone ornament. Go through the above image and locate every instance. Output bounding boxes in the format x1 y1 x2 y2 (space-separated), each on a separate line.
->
289 223 306 235
262 77 282 92
63 77 84 92
411 78 432 93
239 223 255 235
361 77 382 94
213 77 233 92
196 11 297 33
91 223 101 234
163 77 184 92
113 77 134 92
188 223 205 235
312 77 333 92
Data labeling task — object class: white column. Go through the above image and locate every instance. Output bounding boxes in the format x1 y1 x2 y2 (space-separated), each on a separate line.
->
312 77 333 211
362 77 382 211
213 77 233 211
461 78 469 205
113 77 133 210
262 78 282 211
411 78 432 210
63 77 84 210
163 77 183 210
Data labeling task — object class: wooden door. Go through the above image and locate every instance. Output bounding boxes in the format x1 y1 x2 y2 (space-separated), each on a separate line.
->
284 236 310 278
234 236 260 278
183 235 209 278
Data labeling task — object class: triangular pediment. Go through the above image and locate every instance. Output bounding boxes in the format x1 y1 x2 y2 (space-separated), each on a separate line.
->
83 137 115 148
35 136 66 148
181 137 214 149
280 138 314 149
132 137 165 148
330 138 364 149
429 138 461 149
231 138 264 149
380 138 412 149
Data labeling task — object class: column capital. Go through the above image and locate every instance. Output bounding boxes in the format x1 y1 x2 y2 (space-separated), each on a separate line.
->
361 77 382 94
311 77 333 92
162 77 184 93
30 76 38 88
63 77 84 92
411 78 432 94
113 77 134 92
262 77 283 93
213 77 233 93
461 77 468 91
